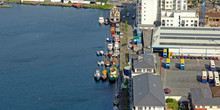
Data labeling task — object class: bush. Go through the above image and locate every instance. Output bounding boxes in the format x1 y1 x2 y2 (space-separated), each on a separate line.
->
166 98 176 103
68 1 71 4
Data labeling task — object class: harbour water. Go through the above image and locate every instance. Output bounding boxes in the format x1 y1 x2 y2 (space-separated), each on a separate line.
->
0 3 116 110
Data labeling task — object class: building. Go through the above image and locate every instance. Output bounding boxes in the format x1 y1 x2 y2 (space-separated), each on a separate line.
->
161 10 199 27
211 86 220 98
152 27 220 57
200 11 220 27
132 73 166 110
161 0 188 10
190 88 220 110
132 54 156 74
136 0 159 28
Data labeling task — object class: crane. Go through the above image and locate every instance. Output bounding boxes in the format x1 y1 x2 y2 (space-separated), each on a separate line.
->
201 0 206 26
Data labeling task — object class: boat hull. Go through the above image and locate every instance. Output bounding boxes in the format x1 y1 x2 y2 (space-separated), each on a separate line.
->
94 76 101 81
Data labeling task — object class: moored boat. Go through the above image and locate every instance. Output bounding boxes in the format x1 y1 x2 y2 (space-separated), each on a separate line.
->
109 65 119 82
104 17 110 25
108 43 113 51
106 38 110 42
101 69 108 81
110 6 120 23
100 60 104 66
97 61 102 66
108 50 113 57
94 70 101 81
100 50 104 56
105 59 110 67
99 17 104 24
96 51 100 56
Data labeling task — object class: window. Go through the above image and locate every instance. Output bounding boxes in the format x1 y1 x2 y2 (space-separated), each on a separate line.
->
217 19 219 21
186 20 188 22
191 20 193 22
171 24 173 26
186 24 188 26
191 24 193 26
167 20 169 22
171 20 173 22
167 24 169 26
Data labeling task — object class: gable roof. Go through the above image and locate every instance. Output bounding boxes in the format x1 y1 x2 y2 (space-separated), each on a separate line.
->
133 73 165 107
211 86 220 98
133 54 155 69
190 88 220 106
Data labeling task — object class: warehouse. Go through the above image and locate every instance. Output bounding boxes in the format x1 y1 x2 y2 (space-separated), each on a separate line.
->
152 27 220 57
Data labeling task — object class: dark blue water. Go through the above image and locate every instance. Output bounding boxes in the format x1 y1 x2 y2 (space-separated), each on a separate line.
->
0 3 116 110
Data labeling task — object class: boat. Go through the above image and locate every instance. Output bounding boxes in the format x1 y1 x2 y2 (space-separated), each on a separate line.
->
108 43 113 51
110 24 116 35
110 6 120 23
113 49 120 57
99 17 104 24
96 51 100 56
100 61 104 66
108 50 113 57
111 56 119 67
105 59 110 67
0 1 3 5
101 69 108 81
94 70 101 81
114 42 120 50
100 50 104 56
97 61 102 66
109 65 119 82
106 38 110 42
104 17 110 25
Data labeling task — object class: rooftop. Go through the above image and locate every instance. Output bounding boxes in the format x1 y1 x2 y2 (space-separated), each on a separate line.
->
191 88 220 106
133 54 155 69
133 73 165 107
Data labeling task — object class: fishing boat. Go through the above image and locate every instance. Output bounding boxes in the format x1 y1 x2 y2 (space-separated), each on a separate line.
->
108 43 113 51
96 51 100 56
111 56 119 67
100 60 104 66
0 0 3 5
94 70 101 81
101 69 108 81
105 59 110 67
109 65 119 82
104 17 110 25
108 50 113 57
99 17 104 24
114 42 120 50
100 50 104 56
110 6 120 23
113 49 120 57
97 61 102 66
106 38 110 42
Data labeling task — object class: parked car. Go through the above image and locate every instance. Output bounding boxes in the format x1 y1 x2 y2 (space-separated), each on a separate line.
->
164 88 171 94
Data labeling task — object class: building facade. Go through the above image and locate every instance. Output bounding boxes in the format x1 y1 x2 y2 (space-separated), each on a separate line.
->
152 27 220 57
136 0 159 28
161 10 199 27
161 0 188 10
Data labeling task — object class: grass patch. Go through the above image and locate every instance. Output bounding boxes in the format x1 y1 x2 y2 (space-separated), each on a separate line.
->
96 0 108 3
86 4 112 9
4 0 19 3
166 98 179 110
125 20 128 31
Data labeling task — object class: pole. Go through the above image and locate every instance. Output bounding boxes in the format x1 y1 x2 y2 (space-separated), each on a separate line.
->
160 57 163 77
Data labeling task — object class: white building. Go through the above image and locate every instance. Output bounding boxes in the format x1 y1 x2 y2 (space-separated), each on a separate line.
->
21 0 44 2
161 0 188 10
152 27 220 57
136 0 158 28
161 10 199 27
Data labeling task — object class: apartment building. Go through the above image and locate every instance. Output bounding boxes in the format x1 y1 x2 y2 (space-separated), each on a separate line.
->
136 0 159 28
161 0 188 10
161 10 199 27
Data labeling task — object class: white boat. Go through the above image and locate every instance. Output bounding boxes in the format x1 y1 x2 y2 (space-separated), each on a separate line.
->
99 17 104 24
108 43 113 51
114 42 120 50
100 61 104 66
106 38 110 42
94 70 101 81
97 61 102 66
113 50 120 56
100 50 104 56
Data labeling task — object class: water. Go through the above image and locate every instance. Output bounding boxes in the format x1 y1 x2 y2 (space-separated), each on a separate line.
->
0 3 116 110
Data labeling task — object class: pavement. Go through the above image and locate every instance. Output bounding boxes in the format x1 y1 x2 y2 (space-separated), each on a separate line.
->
160 58 220 97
